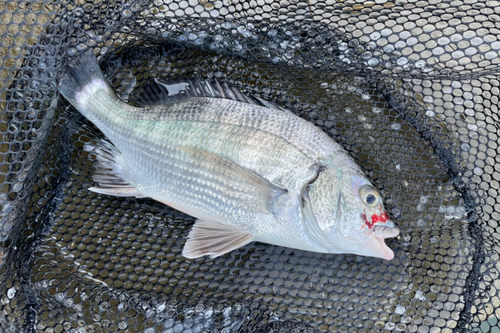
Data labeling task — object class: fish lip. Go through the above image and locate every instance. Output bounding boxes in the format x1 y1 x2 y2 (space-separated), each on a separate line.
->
374 224 400 239
373 225 400 260
380 220 396 228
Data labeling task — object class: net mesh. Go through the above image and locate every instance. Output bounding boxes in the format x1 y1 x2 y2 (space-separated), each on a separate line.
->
0 0 499 332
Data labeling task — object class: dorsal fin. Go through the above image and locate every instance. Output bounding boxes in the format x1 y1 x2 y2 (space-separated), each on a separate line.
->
128 79 186 107
128 78 294 114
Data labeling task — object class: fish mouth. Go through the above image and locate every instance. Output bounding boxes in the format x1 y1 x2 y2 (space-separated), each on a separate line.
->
372 225 400 260
374 225 400 238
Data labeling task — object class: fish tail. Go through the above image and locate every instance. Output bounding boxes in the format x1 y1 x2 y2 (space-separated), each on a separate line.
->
59 49 116 113
59 49 128 131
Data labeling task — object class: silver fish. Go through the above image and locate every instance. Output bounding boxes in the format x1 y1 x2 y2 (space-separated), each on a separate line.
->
59 50 400 260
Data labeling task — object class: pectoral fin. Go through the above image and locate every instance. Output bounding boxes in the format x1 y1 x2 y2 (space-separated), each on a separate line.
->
182 219 254 259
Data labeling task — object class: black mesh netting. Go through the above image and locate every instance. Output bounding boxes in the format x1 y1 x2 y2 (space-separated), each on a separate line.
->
0 0 499 332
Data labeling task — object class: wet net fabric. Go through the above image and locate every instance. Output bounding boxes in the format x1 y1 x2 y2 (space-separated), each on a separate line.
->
0 0 499 332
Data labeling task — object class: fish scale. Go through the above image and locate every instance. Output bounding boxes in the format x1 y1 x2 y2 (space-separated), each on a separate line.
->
86 90 336 191
127 121 312 188
125 97 343 163
119 122 310 225
59 50 400 260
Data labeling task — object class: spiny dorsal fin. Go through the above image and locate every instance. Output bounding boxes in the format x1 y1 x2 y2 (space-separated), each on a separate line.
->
128 79 172 107
129 78 294 114
87 139 145 198
182 219 253 259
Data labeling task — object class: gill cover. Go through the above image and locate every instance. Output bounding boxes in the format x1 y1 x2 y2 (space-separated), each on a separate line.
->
299 165 338 253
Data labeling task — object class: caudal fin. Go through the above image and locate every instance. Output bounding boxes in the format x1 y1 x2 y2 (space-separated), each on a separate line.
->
59 49 112 107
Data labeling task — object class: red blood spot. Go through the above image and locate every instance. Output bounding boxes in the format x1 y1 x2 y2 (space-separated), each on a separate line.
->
363 211 390 229
371 212 389 224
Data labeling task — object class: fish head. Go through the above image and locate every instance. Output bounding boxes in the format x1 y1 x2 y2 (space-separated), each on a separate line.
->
308 168 399 260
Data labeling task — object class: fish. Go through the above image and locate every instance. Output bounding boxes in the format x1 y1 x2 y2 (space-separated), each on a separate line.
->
59 50 400 260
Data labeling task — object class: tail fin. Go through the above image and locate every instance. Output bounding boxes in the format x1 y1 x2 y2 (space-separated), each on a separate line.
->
59 49 113 108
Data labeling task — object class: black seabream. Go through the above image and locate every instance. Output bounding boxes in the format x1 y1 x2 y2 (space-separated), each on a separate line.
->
59 50 400 260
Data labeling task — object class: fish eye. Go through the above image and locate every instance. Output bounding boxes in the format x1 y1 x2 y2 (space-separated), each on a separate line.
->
366 194 376 205
359 185 380 207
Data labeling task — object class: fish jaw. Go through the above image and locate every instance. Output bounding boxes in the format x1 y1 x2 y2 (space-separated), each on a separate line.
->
363 210 399 259
324 207 400 260
322 223 399 260
367 225 400 260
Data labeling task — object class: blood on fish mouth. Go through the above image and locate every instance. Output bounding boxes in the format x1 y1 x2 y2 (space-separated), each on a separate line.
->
362 210 390 229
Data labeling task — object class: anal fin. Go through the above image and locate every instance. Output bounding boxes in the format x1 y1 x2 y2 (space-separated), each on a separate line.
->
182 220 253 259
88 139 145 198
89 186 145 198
